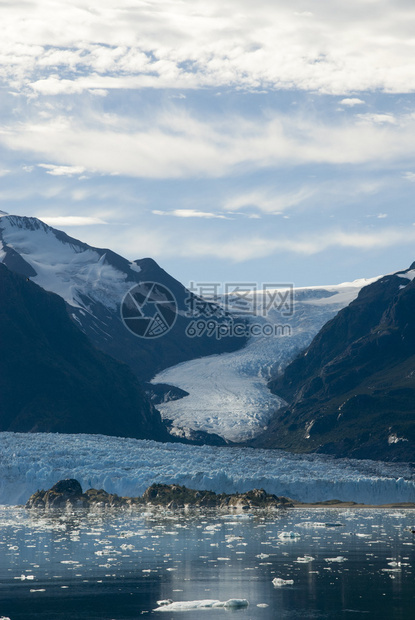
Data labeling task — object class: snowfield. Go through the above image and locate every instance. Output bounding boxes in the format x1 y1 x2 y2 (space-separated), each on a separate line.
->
152 280 379 442
0 214 132 309
0 433 413 507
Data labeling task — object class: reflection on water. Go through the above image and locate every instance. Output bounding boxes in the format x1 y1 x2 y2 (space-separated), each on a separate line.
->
0 506 414 619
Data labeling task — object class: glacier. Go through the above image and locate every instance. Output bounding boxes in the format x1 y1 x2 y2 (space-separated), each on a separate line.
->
0 432 413 507
152 280 379 442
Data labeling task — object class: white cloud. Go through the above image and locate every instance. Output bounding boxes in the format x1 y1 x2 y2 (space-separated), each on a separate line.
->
185 227 415 261
276 228 415 256
38 163 86 176
403 171 415 182
225 187 315 214
1 1 415 95
36 216 108 227
357 113 398 125
2 107 415 180
339 98 365 106
93 224 415 264
153 209 230 219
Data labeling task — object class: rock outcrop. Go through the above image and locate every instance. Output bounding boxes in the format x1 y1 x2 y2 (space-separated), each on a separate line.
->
25 479 138 510
25 479 294 510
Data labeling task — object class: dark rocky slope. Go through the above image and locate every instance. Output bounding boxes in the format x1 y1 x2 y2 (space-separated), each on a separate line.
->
0 263 169 440
255 265 415 461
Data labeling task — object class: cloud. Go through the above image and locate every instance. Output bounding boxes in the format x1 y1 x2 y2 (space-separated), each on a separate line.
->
2 1 415 96
357 113 398 125
3 107 415 180
339 98 365 106
36 215 108 227
225 187 315 214
38 163 86 176
276 228 415 256
153 209 230 219
183 227 415 262
98 224 415 264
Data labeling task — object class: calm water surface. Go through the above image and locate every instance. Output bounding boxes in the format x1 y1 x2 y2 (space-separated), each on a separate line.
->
0 506 414 619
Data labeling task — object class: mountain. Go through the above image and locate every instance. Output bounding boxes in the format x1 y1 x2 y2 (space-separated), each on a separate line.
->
0 214 245 382
0 263 169 439
258 264 415 461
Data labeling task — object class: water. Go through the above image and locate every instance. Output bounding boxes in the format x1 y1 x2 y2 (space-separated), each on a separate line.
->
0 506 414 619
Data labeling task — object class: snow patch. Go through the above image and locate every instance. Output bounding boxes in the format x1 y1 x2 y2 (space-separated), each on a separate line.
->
397 269 415 282
129 261 142 273
0 216 134 310
388 434 409 445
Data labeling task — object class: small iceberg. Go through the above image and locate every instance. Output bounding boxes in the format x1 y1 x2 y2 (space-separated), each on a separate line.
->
154 598 249 611
278 531 300 539
272 578 294 587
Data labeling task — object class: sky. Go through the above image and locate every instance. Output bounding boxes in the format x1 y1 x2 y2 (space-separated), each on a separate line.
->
1 0 415 288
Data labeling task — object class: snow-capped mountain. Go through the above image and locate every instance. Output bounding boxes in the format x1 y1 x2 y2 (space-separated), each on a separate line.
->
0 213 244 382
152 279 379 442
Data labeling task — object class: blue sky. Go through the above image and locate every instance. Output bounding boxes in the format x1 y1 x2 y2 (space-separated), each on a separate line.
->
1 0 415 288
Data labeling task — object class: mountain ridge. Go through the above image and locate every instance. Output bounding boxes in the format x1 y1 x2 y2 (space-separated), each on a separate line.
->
254 264 415 461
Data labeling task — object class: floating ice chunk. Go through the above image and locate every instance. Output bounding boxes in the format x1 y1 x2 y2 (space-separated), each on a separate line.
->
272 578 294 587
256 553 270 559
221 600 249 609
296 556 315 563
324 556 347 563
154 599 249 611
157 600 173 606
278 531 300 539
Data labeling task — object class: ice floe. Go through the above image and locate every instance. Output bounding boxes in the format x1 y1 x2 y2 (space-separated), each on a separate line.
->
272 578 294 586
154 598 249 611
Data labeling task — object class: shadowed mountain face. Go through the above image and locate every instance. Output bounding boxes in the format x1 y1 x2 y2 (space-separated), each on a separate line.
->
0 263 170 440
0 215 246 382
258 265 415 461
